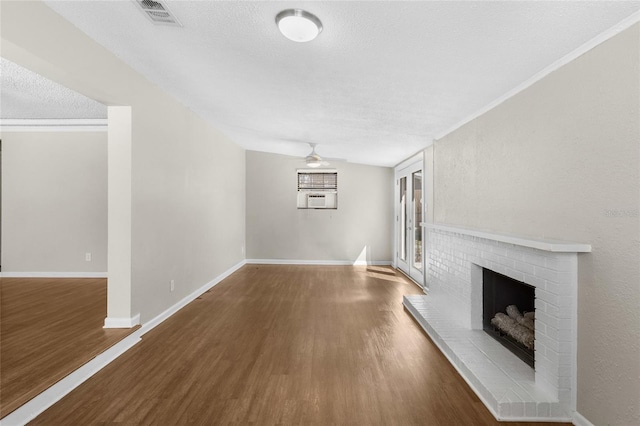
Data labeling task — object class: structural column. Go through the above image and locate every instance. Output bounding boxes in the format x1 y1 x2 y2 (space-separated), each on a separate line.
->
104 106 137 328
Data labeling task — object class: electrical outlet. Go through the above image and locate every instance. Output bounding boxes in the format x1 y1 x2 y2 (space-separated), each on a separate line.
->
85 252 92 262
170 279 175 292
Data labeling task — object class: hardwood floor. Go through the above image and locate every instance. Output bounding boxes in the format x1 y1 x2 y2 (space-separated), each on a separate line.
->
0 277 137 417
29 265 569 425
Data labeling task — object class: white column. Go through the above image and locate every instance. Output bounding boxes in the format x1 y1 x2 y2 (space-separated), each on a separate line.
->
104 106 138 328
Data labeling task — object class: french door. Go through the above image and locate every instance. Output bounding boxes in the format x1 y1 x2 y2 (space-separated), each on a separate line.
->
395 161 424 286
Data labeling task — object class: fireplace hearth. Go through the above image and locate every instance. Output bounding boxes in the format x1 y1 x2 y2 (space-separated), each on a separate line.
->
483 268 535 368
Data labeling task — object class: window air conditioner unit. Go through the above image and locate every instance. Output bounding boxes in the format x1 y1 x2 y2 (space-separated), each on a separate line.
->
297 191 337 209
297 169 338 209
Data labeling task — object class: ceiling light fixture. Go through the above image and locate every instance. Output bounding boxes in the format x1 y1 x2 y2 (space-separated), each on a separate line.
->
276 9 322 42
306 157 323 168
305 144 324 167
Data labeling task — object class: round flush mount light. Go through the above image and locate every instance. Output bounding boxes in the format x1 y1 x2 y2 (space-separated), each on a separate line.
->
276 9 322 42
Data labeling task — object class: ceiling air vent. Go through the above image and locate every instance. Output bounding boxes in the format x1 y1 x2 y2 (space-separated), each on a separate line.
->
134 0 182 27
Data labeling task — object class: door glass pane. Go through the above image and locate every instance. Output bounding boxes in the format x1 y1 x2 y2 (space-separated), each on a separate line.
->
412 171 422 271
399 177 407 262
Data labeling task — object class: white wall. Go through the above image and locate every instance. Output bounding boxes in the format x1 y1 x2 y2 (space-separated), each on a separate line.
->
0 131 107 273
1 1 246 323
246 151 393 263
431 24 639 425
130 103 246 321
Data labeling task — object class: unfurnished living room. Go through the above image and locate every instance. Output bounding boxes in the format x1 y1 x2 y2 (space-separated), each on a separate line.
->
0 1 638 425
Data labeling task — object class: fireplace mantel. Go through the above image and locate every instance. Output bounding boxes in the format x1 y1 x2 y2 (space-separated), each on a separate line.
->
421 223 591 253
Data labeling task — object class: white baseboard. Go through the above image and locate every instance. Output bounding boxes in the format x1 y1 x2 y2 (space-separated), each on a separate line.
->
139 259 246 335
0 332 141 426
103 313 140 329
0 272 107 278
572 411 596 426
246 259 392 266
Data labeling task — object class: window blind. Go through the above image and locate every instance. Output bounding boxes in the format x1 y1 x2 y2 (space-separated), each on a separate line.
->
297 172 337 190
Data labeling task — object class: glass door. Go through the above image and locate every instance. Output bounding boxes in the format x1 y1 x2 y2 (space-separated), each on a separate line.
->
395 161 424 286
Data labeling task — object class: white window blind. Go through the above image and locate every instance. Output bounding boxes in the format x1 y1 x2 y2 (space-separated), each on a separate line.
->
297 172 337 190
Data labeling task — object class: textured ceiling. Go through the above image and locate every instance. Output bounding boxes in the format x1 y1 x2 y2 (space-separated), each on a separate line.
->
0 57 107 120
22 1 640 165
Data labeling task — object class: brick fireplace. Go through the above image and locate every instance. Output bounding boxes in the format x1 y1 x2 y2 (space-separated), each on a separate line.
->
403 224 590 421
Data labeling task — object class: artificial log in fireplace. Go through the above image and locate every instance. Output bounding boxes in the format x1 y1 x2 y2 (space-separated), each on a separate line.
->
483 268 535 368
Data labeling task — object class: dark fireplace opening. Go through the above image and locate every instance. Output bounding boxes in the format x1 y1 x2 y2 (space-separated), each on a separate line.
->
482 268 535 368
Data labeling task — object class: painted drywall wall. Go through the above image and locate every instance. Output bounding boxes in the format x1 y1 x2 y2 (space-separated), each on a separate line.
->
1 2 246 323
246 151 393 263
433 24 639 425
0 131 107 273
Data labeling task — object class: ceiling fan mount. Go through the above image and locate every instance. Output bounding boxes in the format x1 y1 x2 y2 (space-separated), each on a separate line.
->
305 143 329 168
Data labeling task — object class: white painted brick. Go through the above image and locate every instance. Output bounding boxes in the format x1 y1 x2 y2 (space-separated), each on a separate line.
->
535 354 554 374
536 333 559 352
505 249 523 261
424 228 579 414
515 260 535 275
537 402 550 417
545 257 573 272
557 341 572 355
511 402 524 417
558 375 572 388
506 382 530 398
491 245 507 256
498 402 511 417
543 325 558 341
557 362 572 377
524 253 546 267
550 403 566 418
522 273 535 286
535 373 558 397
557 296 573 310
493 264 507 276
528 276 546 290
536 289 560 306
525 402 537 417
482 388 498 408
535 321 547 336
535 344 547 359
545 281 572 296
533 266 558 282
504 268 524 282
545 348 561 365
539 370 560 390
544 302 560 318
537 310 559 329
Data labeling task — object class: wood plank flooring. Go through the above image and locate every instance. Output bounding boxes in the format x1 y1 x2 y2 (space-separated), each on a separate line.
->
0 277 137 417
29 265 569 425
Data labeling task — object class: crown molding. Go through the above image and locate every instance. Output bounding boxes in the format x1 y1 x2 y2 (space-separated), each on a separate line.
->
435 11 640 141
0 118 107 132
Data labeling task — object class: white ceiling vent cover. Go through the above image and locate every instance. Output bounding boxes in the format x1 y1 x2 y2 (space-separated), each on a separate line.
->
134 0 182 27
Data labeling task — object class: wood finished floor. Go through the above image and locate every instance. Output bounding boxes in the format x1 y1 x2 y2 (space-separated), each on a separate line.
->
0 277 137 417
29 265 569 425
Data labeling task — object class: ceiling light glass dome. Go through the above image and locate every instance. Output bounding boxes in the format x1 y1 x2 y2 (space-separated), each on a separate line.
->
276 9 323 42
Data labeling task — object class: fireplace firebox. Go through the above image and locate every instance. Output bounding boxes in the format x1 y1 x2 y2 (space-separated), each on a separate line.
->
482 268 535 367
